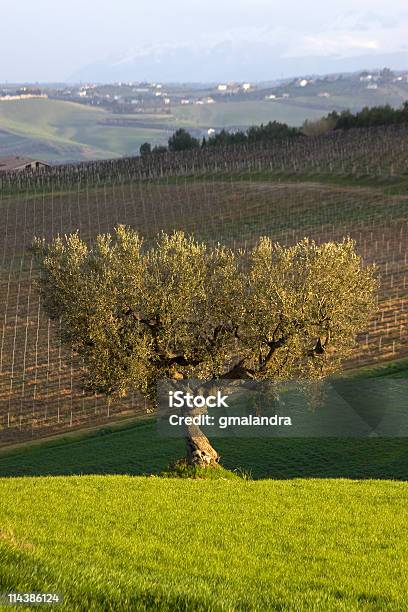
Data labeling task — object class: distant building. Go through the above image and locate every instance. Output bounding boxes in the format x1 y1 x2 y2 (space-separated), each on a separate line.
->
207 128 216 136
0 93 48 102
242 83 251 91
367 83 378 90
0 157 51 173
217 84 228 92
196 97 215 105
265 94 276 99
298 79 309 87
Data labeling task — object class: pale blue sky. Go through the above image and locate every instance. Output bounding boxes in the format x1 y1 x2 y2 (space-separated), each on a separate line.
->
1 0 407 82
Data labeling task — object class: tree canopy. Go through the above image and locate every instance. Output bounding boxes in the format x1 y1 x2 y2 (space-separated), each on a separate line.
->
33 227 377 399
139 142 152 156
168 129 200 152
328 102 408 130
138 121 301 156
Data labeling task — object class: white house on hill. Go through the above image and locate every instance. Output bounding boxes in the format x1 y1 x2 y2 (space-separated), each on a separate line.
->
0 157 51 173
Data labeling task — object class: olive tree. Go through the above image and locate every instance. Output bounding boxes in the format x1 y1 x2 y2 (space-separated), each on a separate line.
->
32 227 378 466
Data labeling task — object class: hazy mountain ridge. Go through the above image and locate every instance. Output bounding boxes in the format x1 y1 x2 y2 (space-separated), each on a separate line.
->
70 42 408 83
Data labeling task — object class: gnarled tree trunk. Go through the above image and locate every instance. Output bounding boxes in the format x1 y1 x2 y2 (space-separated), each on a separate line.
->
185 421 220 466
176 381 221 467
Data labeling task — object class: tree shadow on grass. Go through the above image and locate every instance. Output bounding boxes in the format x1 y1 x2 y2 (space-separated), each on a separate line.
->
0 420 407 480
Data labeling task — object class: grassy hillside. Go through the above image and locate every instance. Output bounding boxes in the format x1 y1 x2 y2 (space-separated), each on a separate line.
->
0 99 171 161
2 87 408 162
172 99 327 127
1 98 326 162
2 98 325 161
0 476 407 610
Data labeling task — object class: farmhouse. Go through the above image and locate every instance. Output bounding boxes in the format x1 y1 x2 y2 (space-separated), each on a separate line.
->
0 157 51 173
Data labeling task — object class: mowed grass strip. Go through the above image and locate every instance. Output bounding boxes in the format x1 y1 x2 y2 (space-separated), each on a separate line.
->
0 476 407 611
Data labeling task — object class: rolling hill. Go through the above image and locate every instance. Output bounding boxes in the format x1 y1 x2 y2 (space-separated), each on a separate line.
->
2 82 408 163
0 99 172 162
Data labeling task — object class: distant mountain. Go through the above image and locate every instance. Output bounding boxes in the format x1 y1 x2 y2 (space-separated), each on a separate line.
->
69 41 408 83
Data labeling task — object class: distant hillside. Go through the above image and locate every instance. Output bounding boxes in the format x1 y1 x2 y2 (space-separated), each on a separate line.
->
0 99 171 162
2 84 408 162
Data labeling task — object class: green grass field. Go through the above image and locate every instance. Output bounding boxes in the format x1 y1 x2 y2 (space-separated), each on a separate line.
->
1 477 407 611
0 360 407 609
0 100 171 161
172 99 326 128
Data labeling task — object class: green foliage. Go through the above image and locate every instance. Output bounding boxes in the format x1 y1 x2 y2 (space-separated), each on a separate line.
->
168 128 200 152
207 121 300 147
301 115 337 136
32 229 378 400
139 142 151 156
141 121 300 156
328 101 408 130
152 145 168 155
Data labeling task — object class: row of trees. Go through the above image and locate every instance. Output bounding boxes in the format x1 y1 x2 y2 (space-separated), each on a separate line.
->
327 102 408 131
141 102 408 156
140 122 301 156
32 228 377 466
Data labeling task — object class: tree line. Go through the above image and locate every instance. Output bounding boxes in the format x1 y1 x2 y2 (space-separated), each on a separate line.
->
303 102 408 135
328 102 408 130
140 101 408 155
139 121 301 156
